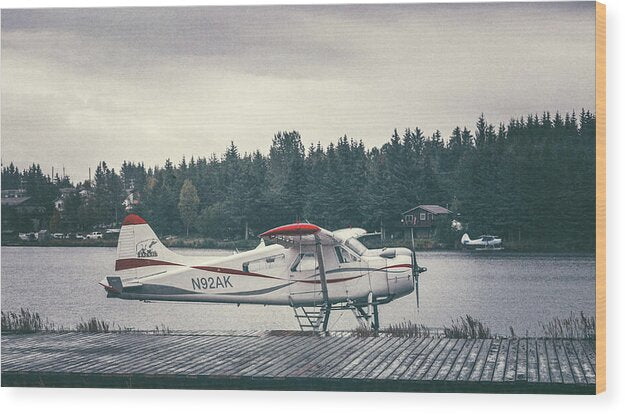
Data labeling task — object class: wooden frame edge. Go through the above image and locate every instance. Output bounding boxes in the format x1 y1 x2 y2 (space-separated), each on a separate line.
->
595 0 606 395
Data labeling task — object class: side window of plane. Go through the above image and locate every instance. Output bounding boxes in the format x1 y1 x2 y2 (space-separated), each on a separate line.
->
290 253 318 272
335 246 359 263
335 246 345 263
243 254 285 273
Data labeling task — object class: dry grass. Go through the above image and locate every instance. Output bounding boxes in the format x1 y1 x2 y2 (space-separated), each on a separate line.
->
0 308 65 333
443 315 492 339
384 320 433 338
75 317 111 333
352 325 378 337
540 312 595 340
2 308 595 340
152 324 172 335
1 309 48 333
1 308 172 335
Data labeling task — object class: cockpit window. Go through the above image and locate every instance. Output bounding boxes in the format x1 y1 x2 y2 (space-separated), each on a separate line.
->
335 246 345 263
335 246 359 263
290 253 318 272
345 237 367 256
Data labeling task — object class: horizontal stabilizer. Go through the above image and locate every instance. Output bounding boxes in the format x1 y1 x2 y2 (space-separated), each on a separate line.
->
106 276 123 293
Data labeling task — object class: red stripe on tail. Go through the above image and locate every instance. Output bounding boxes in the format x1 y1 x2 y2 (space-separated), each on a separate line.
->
115 258 182 271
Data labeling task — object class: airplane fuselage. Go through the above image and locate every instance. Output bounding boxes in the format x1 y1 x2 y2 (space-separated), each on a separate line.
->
106 238 414 307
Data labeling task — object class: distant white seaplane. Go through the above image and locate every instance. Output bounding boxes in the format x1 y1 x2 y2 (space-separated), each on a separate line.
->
100 214 428 332
461 233 503 251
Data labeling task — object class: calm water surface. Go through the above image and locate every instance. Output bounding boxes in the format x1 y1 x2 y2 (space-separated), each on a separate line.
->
1 247 595 335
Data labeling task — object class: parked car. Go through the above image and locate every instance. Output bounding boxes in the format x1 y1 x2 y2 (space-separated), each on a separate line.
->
104 228 121 239
52 233 64 239
18 232 36 241
86 232 103 240
75 233 86 240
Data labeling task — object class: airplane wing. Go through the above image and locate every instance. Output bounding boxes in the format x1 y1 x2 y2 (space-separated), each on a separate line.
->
332 228 367 242
259 223 338 247
261 222 333 327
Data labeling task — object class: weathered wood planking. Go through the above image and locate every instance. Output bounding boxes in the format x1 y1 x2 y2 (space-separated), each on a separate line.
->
1 332 596 393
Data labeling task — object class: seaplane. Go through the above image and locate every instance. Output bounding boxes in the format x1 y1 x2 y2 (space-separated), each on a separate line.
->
461 233 503 251
100 214 428 332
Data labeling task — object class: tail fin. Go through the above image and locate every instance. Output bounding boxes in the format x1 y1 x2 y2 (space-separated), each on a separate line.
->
115 214 182 279
461 233 470 245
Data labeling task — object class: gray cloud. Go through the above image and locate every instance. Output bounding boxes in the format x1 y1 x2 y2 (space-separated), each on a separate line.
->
1 2 596 181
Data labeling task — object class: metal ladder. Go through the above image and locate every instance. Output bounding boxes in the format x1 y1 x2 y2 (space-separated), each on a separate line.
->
292 305 329 332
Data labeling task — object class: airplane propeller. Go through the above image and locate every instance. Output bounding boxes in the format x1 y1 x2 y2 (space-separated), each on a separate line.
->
410 243 427 310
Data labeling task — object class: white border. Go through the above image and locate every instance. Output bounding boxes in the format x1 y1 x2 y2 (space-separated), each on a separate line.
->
1 0 623 413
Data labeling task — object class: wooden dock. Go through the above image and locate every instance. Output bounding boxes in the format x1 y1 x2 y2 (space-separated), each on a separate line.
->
1 331 596 394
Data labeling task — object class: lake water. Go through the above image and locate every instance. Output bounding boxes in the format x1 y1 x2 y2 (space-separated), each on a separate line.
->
1 247 595 335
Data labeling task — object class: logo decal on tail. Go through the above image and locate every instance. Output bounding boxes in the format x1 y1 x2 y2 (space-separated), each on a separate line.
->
136 239 158 258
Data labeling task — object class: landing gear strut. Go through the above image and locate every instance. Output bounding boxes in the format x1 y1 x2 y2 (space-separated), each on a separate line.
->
293 297 384 333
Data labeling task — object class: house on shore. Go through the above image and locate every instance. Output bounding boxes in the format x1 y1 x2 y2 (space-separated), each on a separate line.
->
53 187 77 212
401 205 453 238
1 189 47 237
381 204 453 240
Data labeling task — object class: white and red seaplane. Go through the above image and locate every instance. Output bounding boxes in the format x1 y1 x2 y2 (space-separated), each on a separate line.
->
461 233 503 251
100 214 427 332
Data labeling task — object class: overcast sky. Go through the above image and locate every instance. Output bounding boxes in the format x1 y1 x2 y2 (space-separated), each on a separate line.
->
1 2 596 182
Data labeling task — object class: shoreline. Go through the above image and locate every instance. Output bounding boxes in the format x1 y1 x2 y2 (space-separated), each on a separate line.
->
0 240 596 255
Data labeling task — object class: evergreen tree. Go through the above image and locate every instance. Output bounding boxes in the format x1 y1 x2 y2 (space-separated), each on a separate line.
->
1 109 596 250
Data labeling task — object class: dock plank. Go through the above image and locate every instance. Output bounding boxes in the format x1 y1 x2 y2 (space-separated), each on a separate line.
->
231 335 304 377
388 337 434 380
309 336 373 378
444 339 474 381
411 338 453 381
536 339 551 383
301 336 367 378
345 336 405 379
554 339 575 384
354 337 410 379
434 339 466 381
426 339 467 381
563 340 587 385
366 337 414 379
571 339 595 384
274 335 351 378
202 335 279 376
480 339 502 382
580 340 596 373
514 338 527 382
492 338 510 382
468 338 492 382
396 337 442 380
329 336 391 378
1 332 596 393
544 340 563 383
375 337 427 379
527 339 539 382
235 335 309 377
503 339 518 382
457 339 484 381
